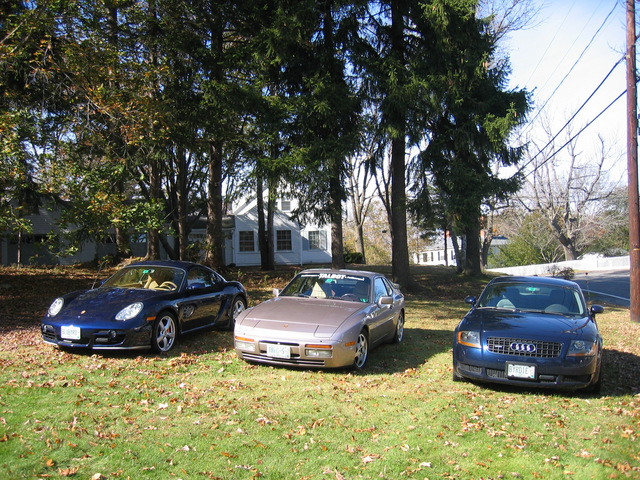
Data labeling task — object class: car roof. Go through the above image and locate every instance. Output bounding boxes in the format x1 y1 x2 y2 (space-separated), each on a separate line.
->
489 275 580 289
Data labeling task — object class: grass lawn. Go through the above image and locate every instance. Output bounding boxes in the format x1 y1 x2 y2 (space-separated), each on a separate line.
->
0 264 638 479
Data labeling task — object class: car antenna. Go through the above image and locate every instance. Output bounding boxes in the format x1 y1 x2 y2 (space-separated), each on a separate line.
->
91 257 107 289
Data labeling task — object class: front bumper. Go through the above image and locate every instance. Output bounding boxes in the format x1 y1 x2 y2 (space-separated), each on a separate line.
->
453 343 600 390
41 322 152 350
234 336 356 368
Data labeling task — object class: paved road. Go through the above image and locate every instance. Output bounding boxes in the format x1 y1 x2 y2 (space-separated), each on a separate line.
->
572 270 630 307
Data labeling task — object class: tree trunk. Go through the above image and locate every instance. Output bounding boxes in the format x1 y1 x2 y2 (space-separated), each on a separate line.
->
176 147 190 261
145 157 161 260
481 212 494 268
451 233 463 273
330 161 345 269
257 175 274 270
463 217 483 276
388 0 415 290
331 217 345 270
204 139 225 270
266 190 275 270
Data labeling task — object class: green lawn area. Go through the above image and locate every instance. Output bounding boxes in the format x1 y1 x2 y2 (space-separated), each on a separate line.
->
0 265 638 479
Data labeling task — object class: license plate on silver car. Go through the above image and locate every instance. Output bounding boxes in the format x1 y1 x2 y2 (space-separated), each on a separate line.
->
507 363 536 379
267 344 291 359
61 326 81 340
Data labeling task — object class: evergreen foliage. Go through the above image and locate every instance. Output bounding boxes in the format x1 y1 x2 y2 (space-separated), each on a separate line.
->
0 0 549 274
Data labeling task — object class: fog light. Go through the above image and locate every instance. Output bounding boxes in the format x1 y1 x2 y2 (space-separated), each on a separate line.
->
305 348 332 358
109 330 117 338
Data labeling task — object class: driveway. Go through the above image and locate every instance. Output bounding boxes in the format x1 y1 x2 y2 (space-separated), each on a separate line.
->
572 270 630 307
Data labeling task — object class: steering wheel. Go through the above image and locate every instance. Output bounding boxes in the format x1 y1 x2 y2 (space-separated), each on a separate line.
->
158 281 177 291
340 293 361 302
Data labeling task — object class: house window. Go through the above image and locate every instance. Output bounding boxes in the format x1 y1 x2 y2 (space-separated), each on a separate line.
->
430 252 433 262
276 230 292 251
307 230 327 250
280 198 291 212
239 231 255 252
422 253 427 262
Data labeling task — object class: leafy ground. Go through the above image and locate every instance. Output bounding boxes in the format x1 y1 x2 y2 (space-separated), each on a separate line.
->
0 264 639 479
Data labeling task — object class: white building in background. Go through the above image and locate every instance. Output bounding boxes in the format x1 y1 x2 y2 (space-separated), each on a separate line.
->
196 195 332 267
413 235 509 267
1 195 332 267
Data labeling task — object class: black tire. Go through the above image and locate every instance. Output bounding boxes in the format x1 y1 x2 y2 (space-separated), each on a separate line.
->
227 296 247 331
151 312 177 353
352 330 369 370
583 356 603 394
391 312 404 344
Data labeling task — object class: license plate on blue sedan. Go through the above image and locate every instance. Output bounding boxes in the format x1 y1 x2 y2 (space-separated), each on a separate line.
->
267 344 290 359
61 326 81 340
506 362 536 379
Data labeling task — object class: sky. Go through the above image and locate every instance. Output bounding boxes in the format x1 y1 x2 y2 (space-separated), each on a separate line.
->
505 0 629 178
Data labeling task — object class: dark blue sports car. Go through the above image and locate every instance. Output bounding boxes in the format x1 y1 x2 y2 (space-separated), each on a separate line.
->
41 261 247 353
453 276 604 392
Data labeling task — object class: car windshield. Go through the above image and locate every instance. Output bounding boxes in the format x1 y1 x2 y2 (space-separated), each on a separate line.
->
280 272 371 302
478 282 586 316
102 266 185 291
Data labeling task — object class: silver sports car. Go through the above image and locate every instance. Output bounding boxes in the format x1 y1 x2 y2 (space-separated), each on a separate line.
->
234 269 405 369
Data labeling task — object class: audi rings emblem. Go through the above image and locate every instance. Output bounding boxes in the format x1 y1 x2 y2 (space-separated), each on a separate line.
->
510 342 537 352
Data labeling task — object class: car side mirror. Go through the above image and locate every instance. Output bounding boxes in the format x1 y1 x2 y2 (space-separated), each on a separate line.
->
273 288 281 297
465 296 476 305
186 282 205 291
378 296 393 307
590 304 604 315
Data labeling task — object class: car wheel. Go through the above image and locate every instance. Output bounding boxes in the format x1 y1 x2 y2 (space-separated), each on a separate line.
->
352 330 369 370
583 356 603 394
227 296 247 331
151 312 177 353
391 312 404 343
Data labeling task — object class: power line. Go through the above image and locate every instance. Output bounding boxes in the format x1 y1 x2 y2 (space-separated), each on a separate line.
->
516 50 627 177
519 86 626 178
522 1 619 136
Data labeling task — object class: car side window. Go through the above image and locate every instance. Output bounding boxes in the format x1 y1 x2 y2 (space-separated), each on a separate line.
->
374 277 390 302
187 268 216 288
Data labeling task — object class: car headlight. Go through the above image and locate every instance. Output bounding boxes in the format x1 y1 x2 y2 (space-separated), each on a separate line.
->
568 340 596 356
48 298 64 317
457 330 481 348
115 302 144 321
235 337 256 352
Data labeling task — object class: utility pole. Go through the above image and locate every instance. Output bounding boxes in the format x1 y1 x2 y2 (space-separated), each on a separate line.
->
627 0 640 322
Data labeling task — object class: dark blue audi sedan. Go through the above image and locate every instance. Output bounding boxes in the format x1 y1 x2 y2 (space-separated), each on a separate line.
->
41 261 247 353
453 276 604 392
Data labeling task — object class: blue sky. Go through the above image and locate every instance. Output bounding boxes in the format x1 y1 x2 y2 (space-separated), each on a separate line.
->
505 0 628 176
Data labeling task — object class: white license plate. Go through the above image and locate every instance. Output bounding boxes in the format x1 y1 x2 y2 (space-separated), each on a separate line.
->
507 363 536 379
267 344 291 359
61 326 81 340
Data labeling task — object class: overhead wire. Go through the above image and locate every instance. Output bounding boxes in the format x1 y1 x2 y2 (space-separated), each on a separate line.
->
517 53 627 177
521 0 619 137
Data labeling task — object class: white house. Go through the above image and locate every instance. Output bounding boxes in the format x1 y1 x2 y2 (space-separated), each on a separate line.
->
1 195 332 267
210 195 332 267
413 235 509 267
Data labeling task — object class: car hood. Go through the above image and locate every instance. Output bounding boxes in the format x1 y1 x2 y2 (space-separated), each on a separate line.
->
55 287 168 320
462 308 594 338
237 296 367 338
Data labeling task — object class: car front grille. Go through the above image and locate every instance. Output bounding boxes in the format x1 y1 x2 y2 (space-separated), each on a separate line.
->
487 337 562 358
241 353 325 367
